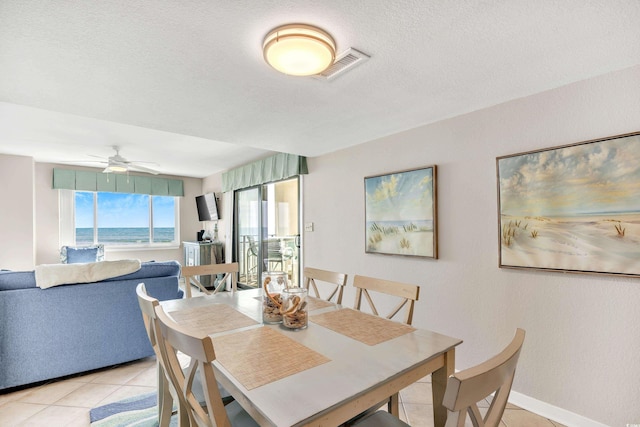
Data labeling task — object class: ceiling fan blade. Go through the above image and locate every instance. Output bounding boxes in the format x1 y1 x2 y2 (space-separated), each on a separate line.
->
127 164 160 175
61 159 107 164
128 160 160 166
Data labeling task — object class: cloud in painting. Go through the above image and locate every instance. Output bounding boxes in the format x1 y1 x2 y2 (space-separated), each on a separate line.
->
499 135 640 216
366 168 434 222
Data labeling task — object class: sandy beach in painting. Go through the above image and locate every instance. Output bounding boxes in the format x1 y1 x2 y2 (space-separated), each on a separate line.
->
500 213 640 274
366 221 434 256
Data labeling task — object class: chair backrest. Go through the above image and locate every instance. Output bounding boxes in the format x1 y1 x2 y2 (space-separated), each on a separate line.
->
303 267 348 304
136 283 187 427
182 262 239 298
136 283 169 365
352 275 420 325
154 303 231 427
135 283 162 357
443 329 526 427
247 236 259 256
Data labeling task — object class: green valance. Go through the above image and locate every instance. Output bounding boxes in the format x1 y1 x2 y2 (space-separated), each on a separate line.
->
52 168 184 196
222 153 308 192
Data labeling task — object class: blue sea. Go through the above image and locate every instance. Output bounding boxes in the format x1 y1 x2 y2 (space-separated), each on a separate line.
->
76 227 175 245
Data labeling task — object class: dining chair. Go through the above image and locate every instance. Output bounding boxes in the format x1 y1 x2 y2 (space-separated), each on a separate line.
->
303 267 348 304
135 283 186 427
352 328 526 427
136 283 234 426
352 275 420 325
351 275 421 415
154 303 260 427
182 262 239 298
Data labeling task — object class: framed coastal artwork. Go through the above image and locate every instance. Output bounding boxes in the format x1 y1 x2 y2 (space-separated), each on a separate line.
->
497 131 640 277
365 165 437 258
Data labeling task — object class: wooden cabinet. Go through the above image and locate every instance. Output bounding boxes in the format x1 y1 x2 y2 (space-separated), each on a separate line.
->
183 241 224 287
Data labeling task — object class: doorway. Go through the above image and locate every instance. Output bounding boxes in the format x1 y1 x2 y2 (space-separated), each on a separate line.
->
236 177 300 288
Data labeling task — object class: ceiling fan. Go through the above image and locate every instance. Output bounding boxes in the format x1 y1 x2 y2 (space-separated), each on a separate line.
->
87 146 160 175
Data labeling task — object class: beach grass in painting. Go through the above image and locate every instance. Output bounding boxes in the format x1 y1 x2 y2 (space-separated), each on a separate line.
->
497 132 640 276
365 166 436 258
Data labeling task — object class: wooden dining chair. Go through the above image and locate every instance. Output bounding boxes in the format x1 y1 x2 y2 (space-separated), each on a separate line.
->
351 275 421 415
154 303 259 427
135 283 186 427
182 262 239 298
137 283 234 426
352 275 420 325
303 267 348 304
352 328 526 427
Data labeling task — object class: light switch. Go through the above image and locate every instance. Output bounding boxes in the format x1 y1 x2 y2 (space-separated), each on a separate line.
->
305 222 314 232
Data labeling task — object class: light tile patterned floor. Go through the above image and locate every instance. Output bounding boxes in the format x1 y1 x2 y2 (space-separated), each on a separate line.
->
0 356 564 427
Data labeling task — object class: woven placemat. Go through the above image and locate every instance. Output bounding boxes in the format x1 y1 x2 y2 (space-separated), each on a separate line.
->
168 304 258 336
213 327 330 390
305 296 334 311
310 308 416 346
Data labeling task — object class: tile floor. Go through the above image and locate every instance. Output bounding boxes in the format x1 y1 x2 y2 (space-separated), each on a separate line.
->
0 356 565 427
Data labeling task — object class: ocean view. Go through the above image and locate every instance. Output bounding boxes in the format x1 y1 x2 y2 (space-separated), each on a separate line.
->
76 227 175 244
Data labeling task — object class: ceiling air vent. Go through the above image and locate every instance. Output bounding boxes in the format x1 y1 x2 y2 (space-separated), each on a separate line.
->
312 48 370 81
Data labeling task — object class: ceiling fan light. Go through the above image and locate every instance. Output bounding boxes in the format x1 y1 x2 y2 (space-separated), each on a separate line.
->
263 24 336 76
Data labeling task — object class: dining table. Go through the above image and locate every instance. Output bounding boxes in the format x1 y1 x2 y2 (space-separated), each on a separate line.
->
160 287 462 427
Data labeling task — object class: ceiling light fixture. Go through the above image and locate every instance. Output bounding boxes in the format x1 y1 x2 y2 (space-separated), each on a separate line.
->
263 24 336 76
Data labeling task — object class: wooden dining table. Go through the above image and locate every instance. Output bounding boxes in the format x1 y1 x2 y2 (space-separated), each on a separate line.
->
160 288 462 427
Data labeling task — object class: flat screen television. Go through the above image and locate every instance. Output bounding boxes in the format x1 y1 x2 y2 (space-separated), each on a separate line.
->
196 193 219 221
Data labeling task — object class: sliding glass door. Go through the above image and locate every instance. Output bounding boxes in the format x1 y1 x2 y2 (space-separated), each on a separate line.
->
236 178 300 288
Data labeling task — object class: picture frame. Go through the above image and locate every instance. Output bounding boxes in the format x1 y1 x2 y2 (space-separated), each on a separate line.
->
365 165 437 258
497 131 640 277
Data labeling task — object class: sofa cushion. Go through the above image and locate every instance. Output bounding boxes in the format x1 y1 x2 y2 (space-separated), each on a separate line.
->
0 271 37 291
60 245 105 264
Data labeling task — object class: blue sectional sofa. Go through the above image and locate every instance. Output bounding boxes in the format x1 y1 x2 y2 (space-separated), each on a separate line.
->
0 260 183 391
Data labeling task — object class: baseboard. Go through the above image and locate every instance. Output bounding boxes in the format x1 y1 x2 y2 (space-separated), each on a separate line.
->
508 391 611 427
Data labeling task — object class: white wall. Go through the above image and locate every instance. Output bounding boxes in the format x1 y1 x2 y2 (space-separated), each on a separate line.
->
0 154 35 270
303 65 640 427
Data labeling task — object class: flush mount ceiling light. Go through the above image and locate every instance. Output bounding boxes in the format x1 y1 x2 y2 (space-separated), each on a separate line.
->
263 24 336 76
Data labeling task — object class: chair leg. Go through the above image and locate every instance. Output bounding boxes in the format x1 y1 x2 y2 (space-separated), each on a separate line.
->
157 365 174 427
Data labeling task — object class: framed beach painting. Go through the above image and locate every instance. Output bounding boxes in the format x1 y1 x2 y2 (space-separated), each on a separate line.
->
497 131 640 277
365 165 437 258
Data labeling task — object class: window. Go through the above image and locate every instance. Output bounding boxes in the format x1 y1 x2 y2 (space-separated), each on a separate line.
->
61 190 179 247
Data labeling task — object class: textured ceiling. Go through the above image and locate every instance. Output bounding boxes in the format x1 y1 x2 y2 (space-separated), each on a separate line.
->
1 1 639 178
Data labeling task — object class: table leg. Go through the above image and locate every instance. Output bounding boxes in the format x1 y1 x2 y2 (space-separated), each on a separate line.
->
388 392 400 416
432 348 455 427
